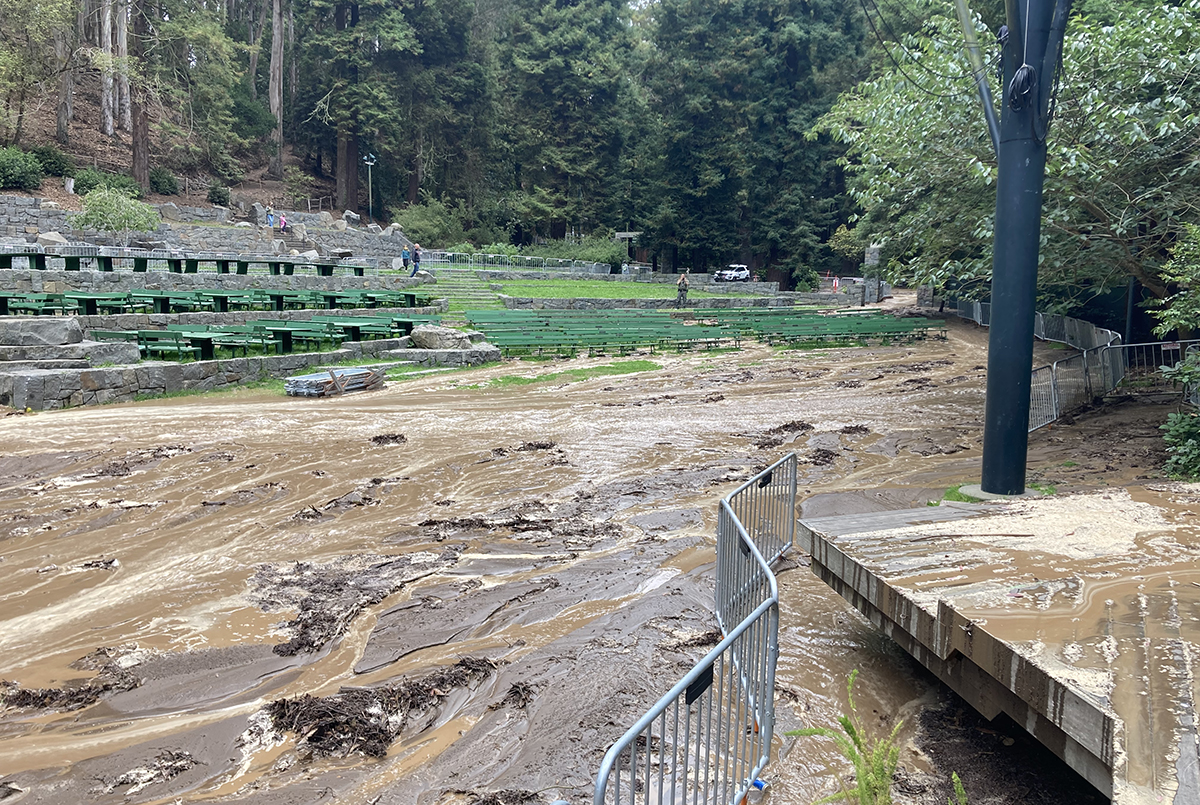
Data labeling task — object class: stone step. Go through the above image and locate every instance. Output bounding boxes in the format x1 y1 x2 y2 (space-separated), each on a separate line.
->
0 341 141 365
0 359 91 371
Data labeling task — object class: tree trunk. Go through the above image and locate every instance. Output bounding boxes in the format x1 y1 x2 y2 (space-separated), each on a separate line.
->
267 0 283 178
333 2 359 211
337 130 359 212
100 0 114 136
55 24 74 145
130 0 149 192
116 0 131 132
247 0 267 100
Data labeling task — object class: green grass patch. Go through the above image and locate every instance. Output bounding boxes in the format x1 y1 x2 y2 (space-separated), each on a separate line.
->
1029 482 1056 495
1061 460 1078 467
941 484 983 503
482 359 660 388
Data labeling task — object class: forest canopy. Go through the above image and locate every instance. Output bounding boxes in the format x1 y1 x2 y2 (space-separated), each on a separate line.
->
1 0 1195 296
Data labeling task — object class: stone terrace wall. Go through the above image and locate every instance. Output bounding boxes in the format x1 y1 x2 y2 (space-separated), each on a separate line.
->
0 340 499 411
0 268 439 298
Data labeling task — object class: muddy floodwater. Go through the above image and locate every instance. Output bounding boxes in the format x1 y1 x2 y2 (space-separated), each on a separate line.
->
0 313 1165 804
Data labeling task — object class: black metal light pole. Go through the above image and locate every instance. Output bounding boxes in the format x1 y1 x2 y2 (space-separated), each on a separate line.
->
978 0 1070 495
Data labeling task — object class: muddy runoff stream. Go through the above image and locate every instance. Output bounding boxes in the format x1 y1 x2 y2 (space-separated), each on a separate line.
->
0 316 1154 804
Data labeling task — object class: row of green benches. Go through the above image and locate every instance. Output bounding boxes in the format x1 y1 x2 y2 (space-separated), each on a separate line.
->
0 247 376 277
91 314 441 361
466 310 736 355
0 289 433 316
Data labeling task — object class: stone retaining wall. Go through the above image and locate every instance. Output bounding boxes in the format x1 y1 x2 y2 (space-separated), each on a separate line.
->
0 339 500 410
0 268 441 303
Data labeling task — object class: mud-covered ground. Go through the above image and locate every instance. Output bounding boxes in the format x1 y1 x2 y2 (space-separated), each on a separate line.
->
0 310 1172 804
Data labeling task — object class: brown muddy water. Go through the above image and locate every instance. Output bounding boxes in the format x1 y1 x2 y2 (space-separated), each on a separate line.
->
0 316 1162 804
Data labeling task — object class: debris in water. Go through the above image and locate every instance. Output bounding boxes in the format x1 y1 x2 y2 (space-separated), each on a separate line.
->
489 681 536 711
266 657 502 757
253 551 463 656
448 789 540 805
808 449 839 466
370 433 407 446
516 440 556 451
77 557 120 570
93 750 197 795
2 646 142 712
840 424 870 435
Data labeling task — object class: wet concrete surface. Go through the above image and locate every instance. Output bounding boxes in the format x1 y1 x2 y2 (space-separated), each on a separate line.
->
0 312 1173 804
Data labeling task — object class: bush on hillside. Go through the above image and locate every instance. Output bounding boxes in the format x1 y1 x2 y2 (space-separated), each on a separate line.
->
28 145 75 178
70 186 160 245
0 147 45 191
389 198 466 248
74 167 144 199
206 183 231 206
149 166 179 195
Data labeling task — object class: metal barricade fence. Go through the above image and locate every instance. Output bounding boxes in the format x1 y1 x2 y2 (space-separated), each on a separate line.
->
1101 341 1200 397
1028 365 1057 431
594 454 796 805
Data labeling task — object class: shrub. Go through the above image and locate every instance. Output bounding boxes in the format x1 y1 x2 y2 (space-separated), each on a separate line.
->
74 167 144 199
785 670 903 805
70 186 160 245
207 183 231 206
1162 411 1200 480
28 144 75 178
793 265 821 292
149 166 179 195
0 147 45 191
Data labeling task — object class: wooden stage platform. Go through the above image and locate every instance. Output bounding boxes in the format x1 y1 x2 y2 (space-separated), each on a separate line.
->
799 486 1200 804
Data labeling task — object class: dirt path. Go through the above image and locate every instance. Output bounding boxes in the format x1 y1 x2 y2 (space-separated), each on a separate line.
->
0 317 1172 804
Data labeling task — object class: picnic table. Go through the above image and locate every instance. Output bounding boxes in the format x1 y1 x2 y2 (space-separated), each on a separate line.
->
0 248 47 270
63 292 138 316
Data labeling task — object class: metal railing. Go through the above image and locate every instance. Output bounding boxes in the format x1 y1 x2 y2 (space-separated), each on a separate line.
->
954 301 1127 430
594 454 796 805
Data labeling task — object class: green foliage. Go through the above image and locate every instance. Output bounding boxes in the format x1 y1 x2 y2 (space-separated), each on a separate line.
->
948 772 969 805
814 5 1200 303
27 144 74 178
206 184 231 206
1153 222 1200 336
70 187 160 245
390 199 467 248
283 166 311 205
1162 411 1200 479
941 485 982 504
149 167 179 196
785 670 903 805
794 266 822 292
0 147 44 190
75 168 144 199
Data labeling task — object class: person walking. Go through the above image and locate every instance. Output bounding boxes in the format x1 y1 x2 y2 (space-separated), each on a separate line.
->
266 206 274 230
410 243 422 277
401 245 411 273
676 270 690 308
279 212 288 234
